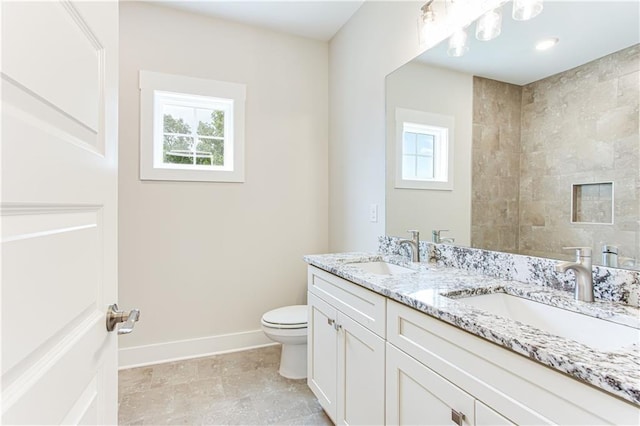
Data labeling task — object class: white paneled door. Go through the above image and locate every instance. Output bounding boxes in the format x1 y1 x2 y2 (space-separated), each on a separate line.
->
1 1 120 424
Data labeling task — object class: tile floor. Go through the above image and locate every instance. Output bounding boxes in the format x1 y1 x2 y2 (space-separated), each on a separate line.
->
118 345 333 425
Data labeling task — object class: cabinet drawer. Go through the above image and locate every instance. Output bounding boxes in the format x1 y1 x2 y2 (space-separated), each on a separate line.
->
308 266 386 337
386 343 475 426
476 401 514 426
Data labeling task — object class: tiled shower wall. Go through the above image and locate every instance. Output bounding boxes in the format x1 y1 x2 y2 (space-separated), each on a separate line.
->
472 76 522 253
472 44 639 265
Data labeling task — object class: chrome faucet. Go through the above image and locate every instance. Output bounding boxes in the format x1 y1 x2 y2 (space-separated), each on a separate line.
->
399 230 420 262
432 229 455 244
555 247 594 302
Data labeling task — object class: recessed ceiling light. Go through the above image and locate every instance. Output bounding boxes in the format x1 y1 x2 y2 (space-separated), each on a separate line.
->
535 37 559 51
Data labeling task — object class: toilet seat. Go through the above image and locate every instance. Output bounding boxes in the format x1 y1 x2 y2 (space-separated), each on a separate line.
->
261 305 307 329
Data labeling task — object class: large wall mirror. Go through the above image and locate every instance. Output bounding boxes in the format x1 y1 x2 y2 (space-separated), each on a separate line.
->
386 1 639 270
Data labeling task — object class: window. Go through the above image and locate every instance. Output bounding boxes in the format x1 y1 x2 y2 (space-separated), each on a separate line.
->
139 71 246 182
395 108 454 190
155 92 230 169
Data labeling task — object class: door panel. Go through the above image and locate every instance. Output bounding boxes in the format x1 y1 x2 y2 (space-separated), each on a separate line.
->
3 316 105 424
2 209 101 376
1 0 118 424
2 0 102 134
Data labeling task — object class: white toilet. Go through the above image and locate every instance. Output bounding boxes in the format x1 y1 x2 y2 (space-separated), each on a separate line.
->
261 305 308 379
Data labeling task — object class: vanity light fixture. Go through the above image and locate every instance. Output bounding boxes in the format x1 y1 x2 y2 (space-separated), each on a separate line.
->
419 0 544 54
448 27 469 57
535 37 559 51
512 0 544 21
420 0 436 24
445 0 465 16
475 7 503 41
417 0 436 45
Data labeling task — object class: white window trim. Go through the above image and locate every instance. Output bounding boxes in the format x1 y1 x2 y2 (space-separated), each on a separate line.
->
139 70 246 182
395 108 455 191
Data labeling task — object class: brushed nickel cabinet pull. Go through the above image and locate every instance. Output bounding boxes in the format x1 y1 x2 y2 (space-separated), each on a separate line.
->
451 409 465 426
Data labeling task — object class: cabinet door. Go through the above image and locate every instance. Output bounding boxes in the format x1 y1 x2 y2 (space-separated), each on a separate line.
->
336 312 385 426
308 292 338 423
386 344 475 426
476 401 515 426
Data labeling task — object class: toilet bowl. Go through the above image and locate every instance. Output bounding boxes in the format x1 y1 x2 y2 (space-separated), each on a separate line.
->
261 305 307 379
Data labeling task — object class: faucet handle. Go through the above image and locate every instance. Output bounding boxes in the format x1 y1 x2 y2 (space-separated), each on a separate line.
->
432 229 449 243
563 247 592 258
407 229 420 239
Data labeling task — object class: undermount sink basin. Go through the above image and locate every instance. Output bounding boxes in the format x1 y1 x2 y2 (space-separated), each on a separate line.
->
352 261 414 276
455 292 640 351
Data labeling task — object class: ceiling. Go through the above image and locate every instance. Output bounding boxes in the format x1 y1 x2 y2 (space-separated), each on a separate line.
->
148 0 365 41
415 1 640 85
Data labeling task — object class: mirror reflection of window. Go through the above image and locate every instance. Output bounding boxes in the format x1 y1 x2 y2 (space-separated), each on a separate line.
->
394 108 454 191
402 126 435 180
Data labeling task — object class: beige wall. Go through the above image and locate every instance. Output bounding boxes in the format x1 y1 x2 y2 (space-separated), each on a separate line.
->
328 1 420 252
118 3 328 355
328 1 488 252
386 62 473 245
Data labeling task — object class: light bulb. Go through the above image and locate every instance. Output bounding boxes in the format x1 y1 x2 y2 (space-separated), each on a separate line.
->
447 28 469 57
421 3 436 23
512 0 543 21
417 1 436 45
475 8 502 41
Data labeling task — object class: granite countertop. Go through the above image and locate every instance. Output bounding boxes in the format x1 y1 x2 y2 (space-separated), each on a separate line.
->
304 252 640 406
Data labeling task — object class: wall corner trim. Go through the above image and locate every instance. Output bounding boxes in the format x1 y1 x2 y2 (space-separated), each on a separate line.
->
118 329 275 369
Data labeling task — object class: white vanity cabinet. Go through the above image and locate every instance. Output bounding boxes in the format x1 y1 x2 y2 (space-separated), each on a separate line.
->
306 265 640 425
386 300 640 425
307 266 386 425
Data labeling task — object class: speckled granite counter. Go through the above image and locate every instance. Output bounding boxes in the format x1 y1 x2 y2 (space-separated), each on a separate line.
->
303 252 640 406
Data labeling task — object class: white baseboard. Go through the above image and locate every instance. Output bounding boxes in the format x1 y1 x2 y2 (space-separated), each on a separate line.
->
118 329 275 369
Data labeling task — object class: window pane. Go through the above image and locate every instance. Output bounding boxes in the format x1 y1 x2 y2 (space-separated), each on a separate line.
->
197 109 225 138
402 155 416 180
403 132 417 155
416 156 434 179
163 105 193 134
163 135 194 164
196 138 224 166
416 134 434 156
